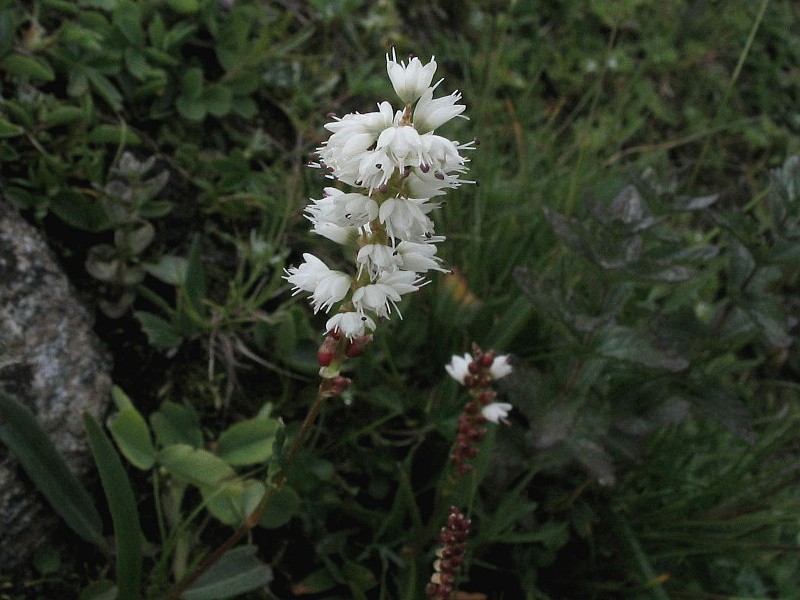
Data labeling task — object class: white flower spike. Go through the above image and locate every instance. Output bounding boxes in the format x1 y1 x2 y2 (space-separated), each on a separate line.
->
287 51 473 342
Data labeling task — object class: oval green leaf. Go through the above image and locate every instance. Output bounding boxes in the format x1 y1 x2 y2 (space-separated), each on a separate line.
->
158 444 236 488
181 546 272 600
108 406 156 470
166 0 199 14
217 417 281 466
0 115 23 137
1 54 55 81
258 484 299 529
149 401 203 448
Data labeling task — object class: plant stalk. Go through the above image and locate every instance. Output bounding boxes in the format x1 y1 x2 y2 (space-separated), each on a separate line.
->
162 376 334 600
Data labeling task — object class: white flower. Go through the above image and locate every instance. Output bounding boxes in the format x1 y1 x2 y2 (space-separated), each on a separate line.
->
405 169 463 198
306 189 378 229
284 253 351 313
326 311 377 339
352 269 423 317
375 124 425 171
311 221 357 245
311 270 351 314
318 102 396 181
284 253 333 294
481 402 513 424
294 51 474 338
489 354 513 380
378 197 438 240
395 240 447 273
414 87 466 134
355 147 395 190
445 353 473 384
356 243 399 278
420 134 470 173
386 49 437 104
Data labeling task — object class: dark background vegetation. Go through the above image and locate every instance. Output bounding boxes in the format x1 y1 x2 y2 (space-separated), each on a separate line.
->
2 0 800 598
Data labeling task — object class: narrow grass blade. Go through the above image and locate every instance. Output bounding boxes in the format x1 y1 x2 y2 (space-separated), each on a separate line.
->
0 392 104 547
84 413 144 600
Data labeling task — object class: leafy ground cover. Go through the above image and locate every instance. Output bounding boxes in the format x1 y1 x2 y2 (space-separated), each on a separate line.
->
2 0 800 598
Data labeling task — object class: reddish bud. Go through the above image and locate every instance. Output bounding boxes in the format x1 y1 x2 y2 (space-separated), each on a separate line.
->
479 390 496 405
345 334 373 357
479 351 496 367
456 463 473 476
317 334 341 367
330 376 352 395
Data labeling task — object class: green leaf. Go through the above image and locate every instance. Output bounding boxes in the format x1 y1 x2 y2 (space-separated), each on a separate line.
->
139 199 173 219
180 67 204 99
166 0 199 14
42 106 86 127
175 96 206 121
84 414 144 600
176 235 207 335
594 325 688 372
202 85 232 117
158 444 236 488
113 3 144 46
78 0 118 8
124 48 148 79
0 10 18 56
230 96 257 119
728 239 756 292
144 47 179 67
343 559 376 596
115 222 155 255
4 99 33 128
108 408 156 470
0 115 23 137
148 13 165 46
33 544 61 575
107 387 155 470
143 255 188 285
163 21 198 49
1 54 55 81
217 417 281 466
87 124 142 145
201 478 252 526
85 69 123 111
258 485 299 529
181 546 272 600
0 393 104 547
290 568 338 595
79 580 118 600
134 311 183 351
49 189 111 232
150 402 203 448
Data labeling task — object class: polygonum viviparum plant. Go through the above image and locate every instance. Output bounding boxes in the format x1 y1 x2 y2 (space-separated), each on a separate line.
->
285 50 474 377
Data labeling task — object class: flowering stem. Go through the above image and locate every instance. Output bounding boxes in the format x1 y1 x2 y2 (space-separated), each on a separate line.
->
162 377 334 600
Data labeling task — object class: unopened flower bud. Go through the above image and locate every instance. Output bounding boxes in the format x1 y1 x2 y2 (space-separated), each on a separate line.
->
317 334 341 367
345 334 373 357
479 351 495 368
330 375 352 396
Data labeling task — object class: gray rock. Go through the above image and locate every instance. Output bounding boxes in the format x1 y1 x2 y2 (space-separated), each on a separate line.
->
0 200 112 568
